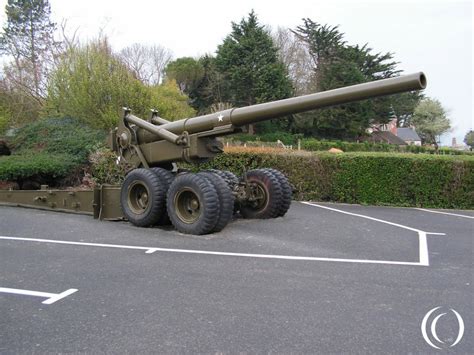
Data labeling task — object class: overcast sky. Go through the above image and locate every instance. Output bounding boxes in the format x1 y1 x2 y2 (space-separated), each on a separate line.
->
0 0 472 145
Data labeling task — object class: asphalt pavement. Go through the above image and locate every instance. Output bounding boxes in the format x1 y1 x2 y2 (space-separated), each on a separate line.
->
0 202 472 353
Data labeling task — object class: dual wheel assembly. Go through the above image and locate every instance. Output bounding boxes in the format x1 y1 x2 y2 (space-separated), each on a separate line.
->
120 167 292 235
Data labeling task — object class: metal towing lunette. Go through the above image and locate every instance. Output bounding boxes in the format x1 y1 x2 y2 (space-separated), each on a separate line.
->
0 73 427 234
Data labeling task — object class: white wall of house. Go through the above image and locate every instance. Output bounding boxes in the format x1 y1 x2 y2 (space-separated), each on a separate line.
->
405 140 422 146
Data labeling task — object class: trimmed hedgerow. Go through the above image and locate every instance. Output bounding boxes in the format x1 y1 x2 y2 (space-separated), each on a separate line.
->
226 134 473 155
301 139 473 155
197 149 474 209
0 153 77 181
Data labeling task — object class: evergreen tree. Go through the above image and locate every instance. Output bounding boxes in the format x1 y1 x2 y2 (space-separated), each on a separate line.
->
164 56 222 114
292 19 420 139
0 0 58 99
189 55 226 114
216 11 293 133
165 57 204 94
391 91 424 127
292 19 345 93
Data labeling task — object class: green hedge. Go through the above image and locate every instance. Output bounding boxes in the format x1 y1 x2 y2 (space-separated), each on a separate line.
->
0 153 77 181
301 139 396 152
0 117 106 185
301 139 472 155
228 132 303 145
227 134 473 155
198 151 474 209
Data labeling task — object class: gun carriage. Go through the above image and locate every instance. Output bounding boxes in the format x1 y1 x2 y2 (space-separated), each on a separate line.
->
110 73 427 234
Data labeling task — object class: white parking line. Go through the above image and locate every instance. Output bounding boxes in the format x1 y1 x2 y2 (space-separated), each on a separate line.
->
0 235 422 266
301 202 424 233
415 208 474 219
301 202 446 266
0 287 77 304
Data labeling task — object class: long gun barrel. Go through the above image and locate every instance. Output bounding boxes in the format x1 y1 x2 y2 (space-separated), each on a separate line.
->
113 72 426 167
109 72 427 235
1 72 428 237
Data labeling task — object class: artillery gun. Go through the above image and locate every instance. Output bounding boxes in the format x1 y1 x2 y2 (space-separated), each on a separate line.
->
110 72 426 235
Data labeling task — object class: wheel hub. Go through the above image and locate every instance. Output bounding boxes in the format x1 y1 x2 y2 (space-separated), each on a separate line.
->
128 181 150 214
248 182 268 209
175 188 202 224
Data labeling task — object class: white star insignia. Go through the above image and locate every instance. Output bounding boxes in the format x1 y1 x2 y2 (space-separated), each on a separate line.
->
217 114 224 122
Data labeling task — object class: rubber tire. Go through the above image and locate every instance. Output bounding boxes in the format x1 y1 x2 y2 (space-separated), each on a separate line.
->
206 169 240 214
120 168 167 227
240 169 282 219
149 167 175 225
197 172 235 232
262 168 292 217
167 173 219 235
206 169 239 190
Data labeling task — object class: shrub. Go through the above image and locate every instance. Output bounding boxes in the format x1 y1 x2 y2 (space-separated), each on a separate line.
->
45 39 195 129
0 153 77 182
9 117 106 160
1 117 106 186
89 148 127 185
0 108 10 135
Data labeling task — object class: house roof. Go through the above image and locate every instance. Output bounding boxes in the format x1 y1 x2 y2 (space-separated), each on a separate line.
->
362 131 407 145
397 128 421 141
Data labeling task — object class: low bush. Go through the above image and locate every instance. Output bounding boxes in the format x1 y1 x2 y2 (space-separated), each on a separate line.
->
0 153 77 183
89 148 127 185
197 149 474 209
9 117 106 160
0 117 106 186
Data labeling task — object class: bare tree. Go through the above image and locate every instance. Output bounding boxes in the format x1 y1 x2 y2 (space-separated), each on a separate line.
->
272 26 314 95
0 65 42 125
59 19 80 52
119 43 172 85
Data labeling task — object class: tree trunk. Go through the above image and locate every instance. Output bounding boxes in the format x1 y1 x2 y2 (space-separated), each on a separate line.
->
248 124 255 135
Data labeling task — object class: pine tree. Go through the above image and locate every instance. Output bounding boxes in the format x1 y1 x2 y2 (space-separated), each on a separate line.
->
216 11 293 133
0 0 58 100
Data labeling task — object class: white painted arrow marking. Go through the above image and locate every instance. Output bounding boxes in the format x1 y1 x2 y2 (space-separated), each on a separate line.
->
0 287 77 304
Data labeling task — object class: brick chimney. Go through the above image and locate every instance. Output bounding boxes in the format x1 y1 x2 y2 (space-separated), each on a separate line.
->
389 115 398 135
